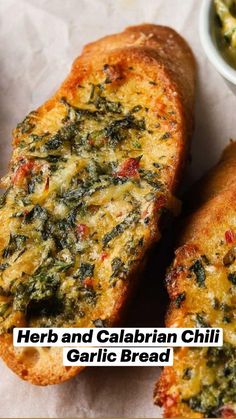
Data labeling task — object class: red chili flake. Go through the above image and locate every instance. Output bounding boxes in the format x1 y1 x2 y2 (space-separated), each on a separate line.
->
165 393 178 408
117 158 140 178
100 251 108 261
76 223 89 238
225 230 235 244
221 406 236 418
12 160 35 185
83 277 94 288
155 195 167 211
155 103 166 114
88 137 94 146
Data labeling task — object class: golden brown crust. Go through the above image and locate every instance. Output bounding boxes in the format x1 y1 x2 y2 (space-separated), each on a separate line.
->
155 142 236 417
0 24 195 385
0 334 83 385
186 141 236 213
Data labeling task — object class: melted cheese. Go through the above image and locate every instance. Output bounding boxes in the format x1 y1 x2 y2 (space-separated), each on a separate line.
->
165 211 236 417
0 63 181 333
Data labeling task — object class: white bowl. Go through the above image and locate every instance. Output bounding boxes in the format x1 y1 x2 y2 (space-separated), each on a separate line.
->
199 0 236 91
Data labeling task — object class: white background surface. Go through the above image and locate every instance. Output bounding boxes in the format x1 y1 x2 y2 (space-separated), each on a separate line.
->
0 0 235 417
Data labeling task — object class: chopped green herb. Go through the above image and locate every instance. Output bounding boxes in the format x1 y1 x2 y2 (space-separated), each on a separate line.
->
160 132 171 140
94 95 122 114
190 259 206 287
104 114 146 147
102 211 139 247
0 263 9 271
27 174 43 194
2 234 28 259
196 313 210 328
61 177 110 203
139 169 163 189
13 270 60 313
0 302 10 317
110 257 127 281
184 344 236 416
228 272 236 284
16 113 36 134
29 133 49 142
24 205 48 223
0 188 10 208
223 315 232 323
74 263 94 280
54 260 74 272
44 133 63 150
175 292 186 308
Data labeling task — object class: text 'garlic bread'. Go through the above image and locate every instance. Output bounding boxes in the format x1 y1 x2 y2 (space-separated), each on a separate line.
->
0 24 195 385
155 142 236 418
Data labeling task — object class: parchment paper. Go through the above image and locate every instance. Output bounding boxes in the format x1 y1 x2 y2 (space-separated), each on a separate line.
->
0 0 235 417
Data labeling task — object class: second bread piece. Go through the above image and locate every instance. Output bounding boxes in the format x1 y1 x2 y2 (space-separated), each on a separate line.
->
0 24 195 385
155 142 236 418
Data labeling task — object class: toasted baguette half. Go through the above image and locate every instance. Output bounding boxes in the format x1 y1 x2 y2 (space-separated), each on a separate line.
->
155 142 236 418
0 24 195 385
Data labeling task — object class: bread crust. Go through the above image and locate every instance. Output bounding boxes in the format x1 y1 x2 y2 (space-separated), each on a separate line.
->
83 23 196 137
155 142 236 417
0 24 195 385
185 141 236 213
